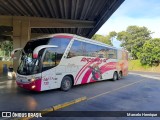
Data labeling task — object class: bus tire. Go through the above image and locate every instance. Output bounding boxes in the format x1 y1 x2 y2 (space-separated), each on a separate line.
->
61 76 72 91
112 72 118 81
118 71 122 80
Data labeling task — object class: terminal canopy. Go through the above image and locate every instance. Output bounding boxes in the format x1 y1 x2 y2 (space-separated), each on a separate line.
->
0 0 124 38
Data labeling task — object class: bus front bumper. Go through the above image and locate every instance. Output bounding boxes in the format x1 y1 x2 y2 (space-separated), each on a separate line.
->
16 79 41 91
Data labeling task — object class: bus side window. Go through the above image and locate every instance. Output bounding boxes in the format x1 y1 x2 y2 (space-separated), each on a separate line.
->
67 40 82 58
97 46 107 58
67 52 75 58
85 43 98 57
107 48 117 59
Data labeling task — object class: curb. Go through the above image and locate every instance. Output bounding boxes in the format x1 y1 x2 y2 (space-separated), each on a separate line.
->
14 96 87 120
53 96 86 111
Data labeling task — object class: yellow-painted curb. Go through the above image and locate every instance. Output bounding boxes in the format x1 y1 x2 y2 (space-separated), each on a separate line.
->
41 107 53 115
53 96 87 111
14 96 87 120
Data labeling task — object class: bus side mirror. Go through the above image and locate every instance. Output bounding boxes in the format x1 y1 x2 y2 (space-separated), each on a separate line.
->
11 48 23 58
33 45 58 59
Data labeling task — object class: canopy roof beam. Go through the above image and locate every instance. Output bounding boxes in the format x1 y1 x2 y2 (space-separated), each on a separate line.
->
0 15 95 28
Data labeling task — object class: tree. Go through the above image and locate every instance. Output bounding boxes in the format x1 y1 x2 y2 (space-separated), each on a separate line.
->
92 32 117 46
92 34 106 43
116 26 152 59
139 38 160 66
0 40 13 57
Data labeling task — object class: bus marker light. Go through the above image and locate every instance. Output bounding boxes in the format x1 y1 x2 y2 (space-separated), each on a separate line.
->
31 78 35 82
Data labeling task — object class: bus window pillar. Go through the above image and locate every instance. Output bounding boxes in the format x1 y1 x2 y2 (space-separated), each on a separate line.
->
12 17 31 72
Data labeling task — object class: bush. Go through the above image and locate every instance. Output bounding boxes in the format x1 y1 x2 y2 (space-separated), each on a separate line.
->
139 38 160 66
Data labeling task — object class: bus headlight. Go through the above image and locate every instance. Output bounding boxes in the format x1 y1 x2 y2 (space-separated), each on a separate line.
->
32 85 36 89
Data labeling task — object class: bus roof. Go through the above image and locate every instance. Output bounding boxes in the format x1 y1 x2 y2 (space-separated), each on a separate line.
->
31 33 126 51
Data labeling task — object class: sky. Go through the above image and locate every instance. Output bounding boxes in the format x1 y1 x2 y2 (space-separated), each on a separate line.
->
96 0 160 47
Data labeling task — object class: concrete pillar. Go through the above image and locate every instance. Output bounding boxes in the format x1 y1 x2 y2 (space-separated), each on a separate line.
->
12 18 31 72
13 17 30 49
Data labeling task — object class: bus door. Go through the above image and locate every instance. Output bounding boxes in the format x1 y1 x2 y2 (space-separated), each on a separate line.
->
41 48 58 90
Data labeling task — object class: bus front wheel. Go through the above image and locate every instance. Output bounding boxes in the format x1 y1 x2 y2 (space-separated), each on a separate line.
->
61 76 72 91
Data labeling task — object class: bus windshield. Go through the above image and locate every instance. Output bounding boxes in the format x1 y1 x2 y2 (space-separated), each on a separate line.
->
17 37 71 75
17 52 40 75
17 38 49 75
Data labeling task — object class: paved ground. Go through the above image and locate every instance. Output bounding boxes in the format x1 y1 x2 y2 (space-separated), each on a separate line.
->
40 71 160 120
0 71 160 120
130 71 160 78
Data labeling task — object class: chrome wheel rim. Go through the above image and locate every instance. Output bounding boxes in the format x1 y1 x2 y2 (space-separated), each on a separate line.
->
63 80 70 89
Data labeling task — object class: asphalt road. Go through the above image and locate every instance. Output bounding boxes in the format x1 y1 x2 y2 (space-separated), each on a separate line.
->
0 71 160 120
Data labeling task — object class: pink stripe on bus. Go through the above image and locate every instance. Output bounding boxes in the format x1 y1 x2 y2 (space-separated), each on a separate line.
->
53 35 73 39
74 62 89 84
75 62 95 84
89 62 116 82
81 63 101 84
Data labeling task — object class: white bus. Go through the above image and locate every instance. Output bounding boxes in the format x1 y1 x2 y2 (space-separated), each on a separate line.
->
12 33 128 92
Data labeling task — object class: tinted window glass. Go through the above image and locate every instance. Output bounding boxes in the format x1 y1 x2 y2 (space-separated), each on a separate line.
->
68 40 98 57
18 38 49 75
24 38 49 53
48 37 70 60
42 37 70 71
68 40 117 59
85 43 98 57
108 48 117 59
68 40 82 58
97 46 107 58
42 48 56 71
48 38 70 53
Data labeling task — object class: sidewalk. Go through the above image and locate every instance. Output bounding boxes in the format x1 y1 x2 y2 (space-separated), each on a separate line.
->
129 71 160 80
0 73 7 78
129 71 160 76
0 73 15 81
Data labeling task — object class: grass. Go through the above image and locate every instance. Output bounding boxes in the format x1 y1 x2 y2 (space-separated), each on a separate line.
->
129 60 160 73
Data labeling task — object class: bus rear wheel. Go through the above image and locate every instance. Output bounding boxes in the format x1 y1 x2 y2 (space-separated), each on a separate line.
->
112 72 118 81
61 76 72 91
118 71 122 80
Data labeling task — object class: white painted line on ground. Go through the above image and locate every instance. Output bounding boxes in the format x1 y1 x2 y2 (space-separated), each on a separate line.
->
88 79 144 100
129 73 160 80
